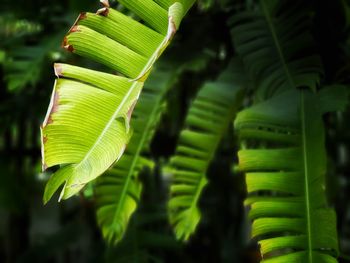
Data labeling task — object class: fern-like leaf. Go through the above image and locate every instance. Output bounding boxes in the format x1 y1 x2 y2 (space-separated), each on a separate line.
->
229 0 323 100
234 86 347 262
41 0 195 203
168 61 245 241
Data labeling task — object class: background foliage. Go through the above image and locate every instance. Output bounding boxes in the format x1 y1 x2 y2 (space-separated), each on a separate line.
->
1 0 350 262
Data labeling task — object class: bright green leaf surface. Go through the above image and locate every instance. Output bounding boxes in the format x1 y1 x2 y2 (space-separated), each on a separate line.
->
235 89 341 262
42 0 195 203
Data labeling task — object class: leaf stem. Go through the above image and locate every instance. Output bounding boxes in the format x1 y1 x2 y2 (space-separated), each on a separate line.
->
300 90 313 262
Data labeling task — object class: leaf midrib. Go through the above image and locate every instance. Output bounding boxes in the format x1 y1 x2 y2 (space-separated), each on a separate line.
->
110 85 166 235
177 93 242 239
77 79 140 168
258 3 314 255
301 90 313 262
74 13 176 173
181 175 207 237
260 0 295 90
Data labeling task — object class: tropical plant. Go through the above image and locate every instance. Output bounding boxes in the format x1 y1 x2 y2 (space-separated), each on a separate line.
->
235 87 346 262
38 0 350 262
229 1 347 262
41 0 195 203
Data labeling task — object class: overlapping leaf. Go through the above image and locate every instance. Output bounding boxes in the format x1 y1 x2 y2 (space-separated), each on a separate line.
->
41 0 195 203
229 0 323 100
167 61 245 241
95 62 180 244
229 1 346 261
234 86 347 262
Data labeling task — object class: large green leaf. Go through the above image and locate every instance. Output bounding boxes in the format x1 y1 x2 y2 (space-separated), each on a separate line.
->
41 0 195 203
230 1 346 261
167 61 245 241
95 62 180 244
229 0 323 100
234 86 347 262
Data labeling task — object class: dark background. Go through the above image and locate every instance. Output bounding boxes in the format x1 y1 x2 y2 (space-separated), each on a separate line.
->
0 0 350 262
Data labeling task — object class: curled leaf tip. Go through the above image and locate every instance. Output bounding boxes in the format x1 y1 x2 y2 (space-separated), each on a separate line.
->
127 100 138 122
63 43 74 52
54 63 63 77
97 7 109 16
79 12 87 20
61 36 75 52
100 0 109 8
66 13 85 36
69 25 80 33
40 125 46 172
117 144 127 162
58 183 68 203
43 85 60 128
168 16 177 36
41 139 48 171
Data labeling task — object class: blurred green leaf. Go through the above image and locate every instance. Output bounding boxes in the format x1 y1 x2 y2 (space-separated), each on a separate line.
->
3 31 64 92
0 50 5 64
